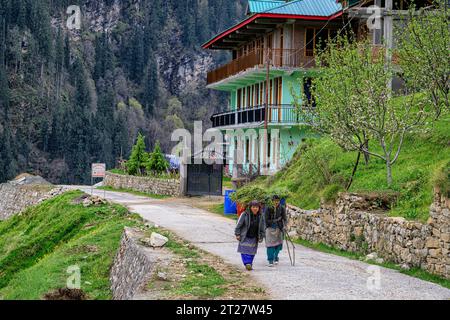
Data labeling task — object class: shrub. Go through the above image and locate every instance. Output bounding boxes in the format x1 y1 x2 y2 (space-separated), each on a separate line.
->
431 160 450 197
321 184 344 204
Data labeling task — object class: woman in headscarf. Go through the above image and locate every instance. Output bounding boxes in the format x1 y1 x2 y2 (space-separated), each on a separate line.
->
234 200 265 271
265 195 287 267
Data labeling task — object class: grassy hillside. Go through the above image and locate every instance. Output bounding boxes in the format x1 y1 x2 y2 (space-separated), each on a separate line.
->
0 191 141 300
247 116 449 222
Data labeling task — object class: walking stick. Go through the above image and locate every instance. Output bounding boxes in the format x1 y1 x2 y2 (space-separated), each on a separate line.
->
285 232 296 267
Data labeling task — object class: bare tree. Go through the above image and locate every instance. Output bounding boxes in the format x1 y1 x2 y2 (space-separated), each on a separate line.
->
396 0 450 119
296 37 432 187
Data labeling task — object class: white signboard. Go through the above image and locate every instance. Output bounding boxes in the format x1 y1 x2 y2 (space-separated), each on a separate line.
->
92 163 106 178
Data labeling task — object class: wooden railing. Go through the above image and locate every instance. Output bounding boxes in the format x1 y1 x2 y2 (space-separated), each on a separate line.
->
210 104 308 128
207 48 316 85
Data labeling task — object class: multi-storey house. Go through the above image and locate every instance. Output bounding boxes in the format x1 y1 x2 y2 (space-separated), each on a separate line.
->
202 0 350 176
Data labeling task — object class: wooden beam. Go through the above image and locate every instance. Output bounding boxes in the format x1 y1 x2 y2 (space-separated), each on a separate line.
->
236 29 262 35
210 45 237 50
246 24 274 30
254 19 286 25
222 39 247 44
229 34 252 40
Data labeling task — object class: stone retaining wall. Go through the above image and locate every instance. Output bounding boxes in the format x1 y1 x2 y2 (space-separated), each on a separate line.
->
103 172 181 197
288 191 450 279
0 183 63 220
110 227 171 300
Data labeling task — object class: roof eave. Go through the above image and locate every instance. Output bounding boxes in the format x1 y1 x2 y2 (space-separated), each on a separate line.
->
201 11 343 50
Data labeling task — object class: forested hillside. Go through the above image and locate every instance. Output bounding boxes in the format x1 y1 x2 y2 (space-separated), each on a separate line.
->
0 0 245 184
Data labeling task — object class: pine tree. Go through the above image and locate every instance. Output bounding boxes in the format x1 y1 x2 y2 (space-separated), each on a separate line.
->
0 12 9 119
142 51 158 115
64 34 71 69
148 141 169 175
126 133 150 176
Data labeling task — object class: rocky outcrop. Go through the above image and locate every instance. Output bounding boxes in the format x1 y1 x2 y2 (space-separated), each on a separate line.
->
288 191 450 279
0 175 67 220
110 227 172 300
103 172 181 197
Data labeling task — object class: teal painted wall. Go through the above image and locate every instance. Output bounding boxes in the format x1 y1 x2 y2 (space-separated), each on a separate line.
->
281 73 301 106
225 126 308 175
230 90 236 110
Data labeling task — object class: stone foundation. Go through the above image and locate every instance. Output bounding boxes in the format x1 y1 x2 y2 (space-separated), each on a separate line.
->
103 172 181 197
288 191 450 279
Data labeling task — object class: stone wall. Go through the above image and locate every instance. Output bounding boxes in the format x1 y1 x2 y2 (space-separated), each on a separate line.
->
0 183 63 220
110 227 171 300
288 191 450 279
103 172 181 197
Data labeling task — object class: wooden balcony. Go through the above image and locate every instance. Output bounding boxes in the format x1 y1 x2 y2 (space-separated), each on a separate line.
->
211 104 308 128
207 48 316 85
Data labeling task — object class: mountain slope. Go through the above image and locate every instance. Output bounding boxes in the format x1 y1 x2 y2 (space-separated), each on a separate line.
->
0 0 246 184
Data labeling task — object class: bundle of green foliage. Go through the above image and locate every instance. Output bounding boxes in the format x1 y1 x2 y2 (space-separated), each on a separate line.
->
230 185 290 207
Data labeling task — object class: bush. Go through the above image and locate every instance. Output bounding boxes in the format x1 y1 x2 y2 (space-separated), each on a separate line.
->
431 160 450 197
321 184 344 204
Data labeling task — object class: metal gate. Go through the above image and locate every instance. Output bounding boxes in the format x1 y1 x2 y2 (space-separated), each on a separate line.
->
186 161 223 196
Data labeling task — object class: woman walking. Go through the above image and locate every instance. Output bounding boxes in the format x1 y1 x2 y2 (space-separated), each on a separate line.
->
234 200 265 271
265 195 287 267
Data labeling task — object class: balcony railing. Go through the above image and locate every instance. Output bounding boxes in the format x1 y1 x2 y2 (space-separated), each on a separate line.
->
207 48 316 85
211 104 306 128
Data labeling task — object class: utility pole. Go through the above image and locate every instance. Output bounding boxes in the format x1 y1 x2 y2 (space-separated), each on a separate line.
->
384 0 393 54
262 47 271 175
384 0 393 90
265 48 270 130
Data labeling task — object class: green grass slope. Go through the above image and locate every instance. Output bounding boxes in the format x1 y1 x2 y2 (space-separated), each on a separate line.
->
0 191 141 300
248 116 449 222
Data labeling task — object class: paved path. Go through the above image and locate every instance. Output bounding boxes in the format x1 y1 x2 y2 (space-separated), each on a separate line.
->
74 187 450 300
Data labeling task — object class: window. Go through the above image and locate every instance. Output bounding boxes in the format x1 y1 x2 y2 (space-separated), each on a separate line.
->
269 79 273 105
260 83 264 105
316 28 329 52
274 77 283 105
305 28 338 56
305 28 315 57
279 28 284 66
255 84 259 106
237 89 242 109
250 85 254 107
245 138 250 163
303 78 316 108
267 33 273 49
